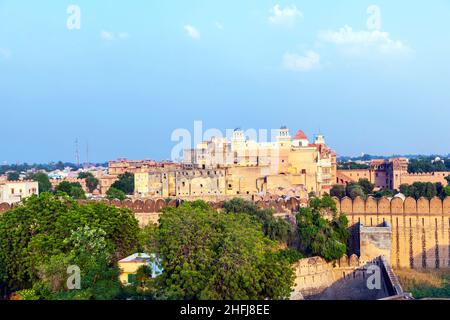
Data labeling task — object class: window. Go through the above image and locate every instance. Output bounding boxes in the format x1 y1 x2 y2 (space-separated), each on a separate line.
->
127 274 137 285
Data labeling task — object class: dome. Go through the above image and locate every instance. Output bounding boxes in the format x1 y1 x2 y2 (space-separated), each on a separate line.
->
294 129 308 140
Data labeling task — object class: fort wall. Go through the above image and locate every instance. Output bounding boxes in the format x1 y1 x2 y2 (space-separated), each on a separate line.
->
1 196 449 269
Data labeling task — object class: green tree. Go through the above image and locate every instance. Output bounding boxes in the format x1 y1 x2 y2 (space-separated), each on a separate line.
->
358 178 375 195
154 201 295 300
223 198 294 243
444 186 450 197
78 172 94 179
106 187 126 201
446 175 450 186
296 196 349 262
330 184 346 199
85 176 99 193
0 193 140 294
346 183 365 199
30 172 52 193
111 172 135 195
7 171 20 181
55 181 86 199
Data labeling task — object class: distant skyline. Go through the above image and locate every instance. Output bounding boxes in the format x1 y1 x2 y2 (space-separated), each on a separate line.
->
1 1 450 163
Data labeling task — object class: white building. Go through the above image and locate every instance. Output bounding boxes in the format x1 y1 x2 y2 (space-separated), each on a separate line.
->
0 181 39 204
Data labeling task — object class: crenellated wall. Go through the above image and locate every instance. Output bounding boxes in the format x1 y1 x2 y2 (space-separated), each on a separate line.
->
334 196 450 269
2 195 449 270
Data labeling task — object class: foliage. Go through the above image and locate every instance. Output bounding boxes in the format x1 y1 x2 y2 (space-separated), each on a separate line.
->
29 172 52 193
223 198 294 243
446 175 450 186
408 158 450 173
358 178 374 195
78 172 94 179
85 176 99 193
330 184 346 199
111 172 135 195
153 201 295 300
337 162 369 170
346 183 365 199
0 193 140 295
296 196 349 262
106 187 126 201
373 188 394 198
7 171 20 181
55 181 86 199
399 182 444 199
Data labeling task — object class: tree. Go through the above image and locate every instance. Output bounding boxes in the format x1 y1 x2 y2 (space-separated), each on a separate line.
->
374 189 394 198
111 172 134 195
55 181 86 199
223 198 294 243
444 186 450 197
85 176 99 193
78 172 94 179
106 187 126 201
346 183 365 199
29 172 52 193
330 184 346 199
358 178 374 195
0 193 141 294
446 175 450 186
7 171 20 181
296 196 349 262
153 201 295 300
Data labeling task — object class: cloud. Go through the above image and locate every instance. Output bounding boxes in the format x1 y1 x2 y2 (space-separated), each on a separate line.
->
184 25 200 40
319 25 411 56
0 48 11 60
269 4 303 26
283 51 321 72
100 31 129 41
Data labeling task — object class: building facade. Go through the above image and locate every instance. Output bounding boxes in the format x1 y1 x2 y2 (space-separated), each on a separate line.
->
0 180 39 204
337 158 450 190
135 127 337 198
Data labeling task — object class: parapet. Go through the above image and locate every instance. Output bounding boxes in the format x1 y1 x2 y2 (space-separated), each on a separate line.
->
333 196 450 215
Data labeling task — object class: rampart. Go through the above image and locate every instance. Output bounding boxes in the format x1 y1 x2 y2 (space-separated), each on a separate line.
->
1 196 449 269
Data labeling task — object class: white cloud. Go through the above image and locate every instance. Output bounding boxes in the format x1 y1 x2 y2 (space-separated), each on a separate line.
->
269 4 303 26
184 25 200 40
0 48 11 60
283 51 321 72
319 25 411 56
100 31 129 41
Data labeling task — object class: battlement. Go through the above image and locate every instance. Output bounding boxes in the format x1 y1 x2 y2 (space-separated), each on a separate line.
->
334 196 450 215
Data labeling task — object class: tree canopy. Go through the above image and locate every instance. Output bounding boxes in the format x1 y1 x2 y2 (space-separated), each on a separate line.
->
55 181 86 199
296 196 349 262
111 172 135 195
151 201 295 300
0 193 141 296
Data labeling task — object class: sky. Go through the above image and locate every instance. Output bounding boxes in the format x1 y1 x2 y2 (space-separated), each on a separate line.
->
0 0 449 163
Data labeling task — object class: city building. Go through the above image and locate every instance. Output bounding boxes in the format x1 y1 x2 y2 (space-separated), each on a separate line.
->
337 157 450 190
135 127 336 198
0 180 39 204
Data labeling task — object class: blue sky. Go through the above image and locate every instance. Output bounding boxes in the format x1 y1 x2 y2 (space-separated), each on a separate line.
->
1 1 449 163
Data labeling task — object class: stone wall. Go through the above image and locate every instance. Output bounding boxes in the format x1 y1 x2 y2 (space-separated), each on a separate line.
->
335 196 450 269
292 255 398 300
2 195 449 270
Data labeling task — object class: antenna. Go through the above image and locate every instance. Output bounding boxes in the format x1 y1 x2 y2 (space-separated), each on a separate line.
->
86 141 89 167
75 138 80 167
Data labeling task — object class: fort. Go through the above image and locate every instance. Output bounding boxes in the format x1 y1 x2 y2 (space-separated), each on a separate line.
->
1 195 448 271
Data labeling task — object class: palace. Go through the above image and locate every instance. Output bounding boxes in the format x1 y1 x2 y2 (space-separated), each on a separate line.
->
134 127 337 199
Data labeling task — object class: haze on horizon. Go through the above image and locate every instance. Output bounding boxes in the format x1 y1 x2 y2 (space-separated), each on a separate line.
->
1 1 449 164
